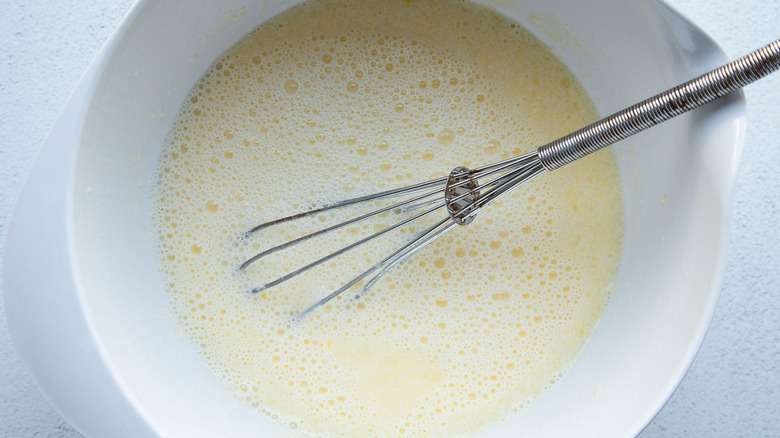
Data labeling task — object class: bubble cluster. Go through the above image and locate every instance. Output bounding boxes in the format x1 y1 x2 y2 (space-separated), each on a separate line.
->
151 0 623 437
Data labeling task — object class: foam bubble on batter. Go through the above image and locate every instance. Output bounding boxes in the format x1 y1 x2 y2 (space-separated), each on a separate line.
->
152 0 623 437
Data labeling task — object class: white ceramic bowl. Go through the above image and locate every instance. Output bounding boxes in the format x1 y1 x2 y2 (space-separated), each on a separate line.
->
3 0 745 436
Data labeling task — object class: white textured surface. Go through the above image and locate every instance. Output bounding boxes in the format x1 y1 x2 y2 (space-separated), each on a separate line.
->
0 0 777 436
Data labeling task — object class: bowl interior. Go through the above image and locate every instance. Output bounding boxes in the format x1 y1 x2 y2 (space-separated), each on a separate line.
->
72 0 745 436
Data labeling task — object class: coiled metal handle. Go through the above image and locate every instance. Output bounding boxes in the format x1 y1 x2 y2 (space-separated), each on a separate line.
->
538 39 780 171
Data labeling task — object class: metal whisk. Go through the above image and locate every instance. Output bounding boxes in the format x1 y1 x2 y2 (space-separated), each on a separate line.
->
240 39 780 316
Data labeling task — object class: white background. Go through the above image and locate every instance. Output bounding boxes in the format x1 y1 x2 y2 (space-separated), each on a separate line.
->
1 0 778 436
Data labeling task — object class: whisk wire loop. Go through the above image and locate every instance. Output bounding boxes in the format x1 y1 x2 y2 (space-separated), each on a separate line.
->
248 202 445 294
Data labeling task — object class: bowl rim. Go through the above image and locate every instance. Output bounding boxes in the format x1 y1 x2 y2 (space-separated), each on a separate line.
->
3 0 747 436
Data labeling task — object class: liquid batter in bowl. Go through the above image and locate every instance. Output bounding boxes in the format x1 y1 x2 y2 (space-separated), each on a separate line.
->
152 0 623 436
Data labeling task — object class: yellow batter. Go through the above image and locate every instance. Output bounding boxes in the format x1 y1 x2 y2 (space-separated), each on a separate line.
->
152 0 623 436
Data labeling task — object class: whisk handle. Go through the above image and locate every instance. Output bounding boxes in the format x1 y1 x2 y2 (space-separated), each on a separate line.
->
538 39 780 171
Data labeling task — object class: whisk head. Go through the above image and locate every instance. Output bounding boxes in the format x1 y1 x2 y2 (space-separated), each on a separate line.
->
239 150 546 317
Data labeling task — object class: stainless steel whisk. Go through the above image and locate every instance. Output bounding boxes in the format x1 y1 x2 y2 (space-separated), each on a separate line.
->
240 40 780 316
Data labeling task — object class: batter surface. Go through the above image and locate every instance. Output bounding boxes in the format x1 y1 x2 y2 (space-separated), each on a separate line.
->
152 0 623 436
